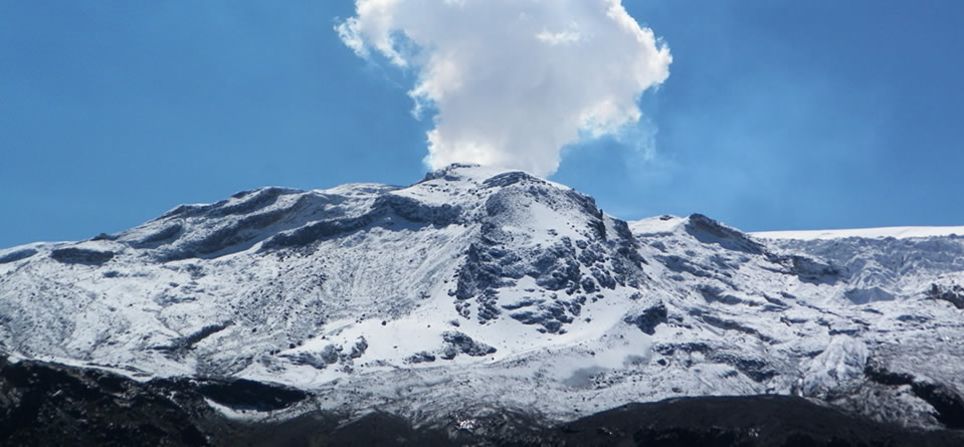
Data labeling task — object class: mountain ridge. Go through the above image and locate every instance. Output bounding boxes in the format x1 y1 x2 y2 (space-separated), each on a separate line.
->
1 163 963 436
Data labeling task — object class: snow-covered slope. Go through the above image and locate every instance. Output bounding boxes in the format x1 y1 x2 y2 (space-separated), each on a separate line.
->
753 226 964 240
1 163 962 430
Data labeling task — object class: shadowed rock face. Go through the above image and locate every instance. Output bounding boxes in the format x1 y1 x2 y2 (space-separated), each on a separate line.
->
131 224 183 249
685 214 765 255
0 357 309 446
548 396 964 447
623 301 667 335
865 359 964 430
441 331 496 358
190 379 307 412
450 178 645 331
0 357 211 446
2 357 962 447
49 247 114 265
928 284 964 309
0 249 36 264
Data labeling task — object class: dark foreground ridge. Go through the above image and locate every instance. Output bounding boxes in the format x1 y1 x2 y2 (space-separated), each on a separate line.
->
1 356 962 447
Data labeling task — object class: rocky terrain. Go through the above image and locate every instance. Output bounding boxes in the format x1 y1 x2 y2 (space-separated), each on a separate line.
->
3 357 962 446
1 163 963 445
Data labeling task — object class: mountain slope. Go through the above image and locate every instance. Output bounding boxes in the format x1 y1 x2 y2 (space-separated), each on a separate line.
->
6 357 960 447
1 163 962 433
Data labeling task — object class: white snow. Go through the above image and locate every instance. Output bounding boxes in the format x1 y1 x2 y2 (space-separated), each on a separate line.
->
752 226 964 240
628 215 686 235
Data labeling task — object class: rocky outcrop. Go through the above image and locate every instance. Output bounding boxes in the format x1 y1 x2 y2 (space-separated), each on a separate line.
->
865 358 964 429
685 214 765 255
440 331 496 359
623 301 668 335
927 284 964 309
49 247 114 265
0 357 210 446
0 249 36 264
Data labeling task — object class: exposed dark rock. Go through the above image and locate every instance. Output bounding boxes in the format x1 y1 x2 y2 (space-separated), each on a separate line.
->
0 248 37 264
319 345 342 364
420 162 482 182
169 203 308 259
132 224 183 248
453 243 515 300
580 276 598 293
530 243 582 292
441 331 496 358
654 342 775 382
349 337 368 359
865 359 964 429
158 203 216 220
844 287 895 305
190 379 308 412
285 352 332 370
217 396 964 446
3 358 962 446
0 357 211 446
260 194 459 254
153 192 365 259
707 352 777 382
406 351 437 364
500 297 541 311
154 322 233 356
208 187 297 218
509 300 575 334
782 254 840 284
927 284 964 309
260 212 375 251
448 181 644 330
158 187 301 222
658 255 717 278
623 302 668 335
698 285 743 305
654 342 712 356
373 194 463 226
90 232 118 241
897 314 931 323
50 247 114 265
281 344 349 370
482 171 541 188
691 310 774 343
685 214 765 255
241 411 456 446
551 395 964 447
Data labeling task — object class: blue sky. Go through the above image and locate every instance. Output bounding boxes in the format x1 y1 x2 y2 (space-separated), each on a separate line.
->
1 1 962 247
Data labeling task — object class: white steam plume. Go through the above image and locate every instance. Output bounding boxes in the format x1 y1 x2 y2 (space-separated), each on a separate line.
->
337 0 672 176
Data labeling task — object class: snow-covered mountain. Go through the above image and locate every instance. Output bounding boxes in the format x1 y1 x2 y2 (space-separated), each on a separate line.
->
1 163 963 432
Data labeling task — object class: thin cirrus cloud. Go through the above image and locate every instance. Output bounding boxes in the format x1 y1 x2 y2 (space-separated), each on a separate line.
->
337 0 672 176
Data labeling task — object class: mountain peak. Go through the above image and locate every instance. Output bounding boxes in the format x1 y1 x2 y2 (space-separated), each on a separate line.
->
1 172 963 432
420 162 539 186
